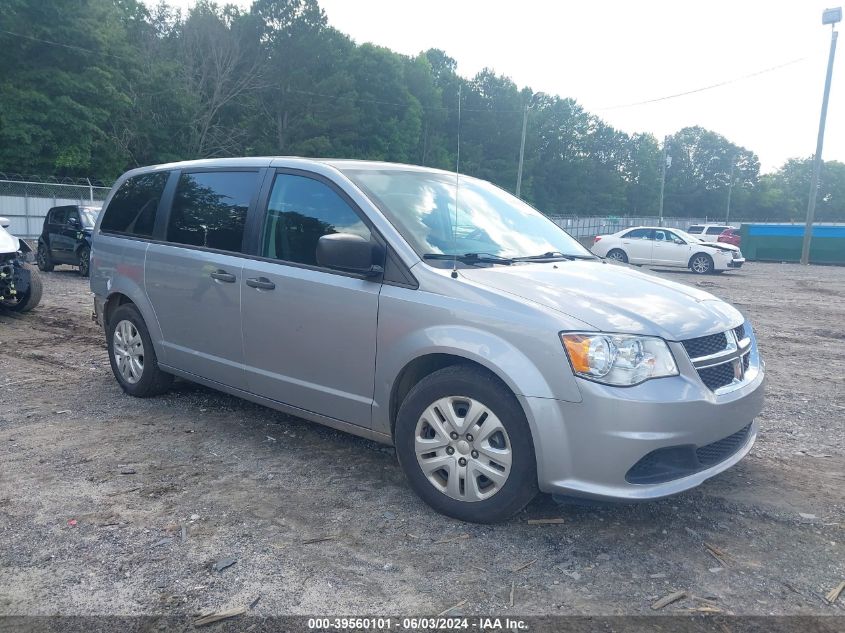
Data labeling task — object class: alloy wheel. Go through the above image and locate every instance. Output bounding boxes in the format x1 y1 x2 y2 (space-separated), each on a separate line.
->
691 255 712 274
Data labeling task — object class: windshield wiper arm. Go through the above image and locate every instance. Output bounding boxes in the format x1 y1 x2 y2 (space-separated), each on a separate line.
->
511 251 597 262
423 252 514 265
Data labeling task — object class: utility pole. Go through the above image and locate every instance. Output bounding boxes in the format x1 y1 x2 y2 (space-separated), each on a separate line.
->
516 105 528 198
725 160 735 224
658 136 669 226
801 7 841 265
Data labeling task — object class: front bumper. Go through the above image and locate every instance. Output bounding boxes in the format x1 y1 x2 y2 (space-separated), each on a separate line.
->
714 254 745 270
521 344 765 500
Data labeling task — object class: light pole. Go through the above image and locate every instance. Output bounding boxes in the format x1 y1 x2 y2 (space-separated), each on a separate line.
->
516 92 542 198
801 6 841 265
658 136 671 226
725 158 735 224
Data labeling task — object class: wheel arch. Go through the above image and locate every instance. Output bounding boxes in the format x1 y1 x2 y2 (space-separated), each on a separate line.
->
389 353 515 438
688 251 714 269
101 285 167 363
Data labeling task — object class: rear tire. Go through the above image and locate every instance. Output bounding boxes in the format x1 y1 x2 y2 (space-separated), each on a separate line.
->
107 304 173 397
36 244 54 272
689 253 714 275
606 249 628 263
1 263 42 312
394 365 538 523
78 246 90 277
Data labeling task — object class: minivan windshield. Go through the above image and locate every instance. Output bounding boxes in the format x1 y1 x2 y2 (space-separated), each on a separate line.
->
342 169 593 262
79 207 100 228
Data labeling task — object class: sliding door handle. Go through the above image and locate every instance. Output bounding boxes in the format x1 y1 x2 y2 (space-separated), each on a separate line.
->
246 277 276 291
210 270 236 283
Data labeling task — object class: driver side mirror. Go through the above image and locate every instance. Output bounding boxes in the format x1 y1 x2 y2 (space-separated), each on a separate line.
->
674 238 685 245
0 217 10 228
316 233 383 277
67 216 80 228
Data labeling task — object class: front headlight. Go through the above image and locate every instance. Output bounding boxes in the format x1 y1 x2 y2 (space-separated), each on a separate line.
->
560 333 678 386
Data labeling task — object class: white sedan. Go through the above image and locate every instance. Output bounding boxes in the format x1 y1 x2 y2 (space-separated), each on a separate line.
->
590 226 745 274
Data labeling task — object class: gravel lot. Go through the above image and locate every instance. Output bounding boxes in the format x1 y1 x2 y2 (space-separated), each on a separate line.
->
0 262 843 618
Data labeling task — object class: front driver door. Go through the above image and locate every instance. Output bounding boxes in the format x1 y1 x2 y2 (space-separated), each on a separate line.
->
241 171 381 428
652 229 691 266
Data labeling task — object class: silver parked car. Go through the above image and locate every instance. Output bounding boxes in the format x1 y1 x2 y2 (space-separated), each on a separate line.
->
91 158 765 523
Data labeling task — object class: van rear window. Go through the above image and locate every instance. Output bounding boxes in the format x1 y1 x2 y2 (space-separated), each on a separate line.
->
101 172 168 237
166 171 258 253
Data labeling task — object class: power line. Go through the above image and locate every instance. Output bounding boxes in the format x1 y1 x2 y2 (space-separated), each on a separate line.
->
598 57 808 111
0 29 135 63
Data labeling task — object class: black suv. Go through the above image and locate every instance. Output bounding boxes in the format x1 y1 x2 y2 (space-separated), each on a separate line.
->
37 205 100 276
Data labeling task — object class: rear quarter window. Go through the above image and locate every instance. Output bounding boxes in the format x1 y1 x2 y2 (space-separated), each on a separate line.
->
100 172 169 237
687 225 704 233
706 226 729 235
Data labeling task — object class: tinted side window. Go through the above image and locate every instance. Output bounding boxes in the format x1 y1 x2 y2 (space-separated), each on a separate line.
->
687 225 703 233
623 228 652 239
101 172 168 237
49 208 67 225
167 171 257 253
706 226 727 235
261 174 371 267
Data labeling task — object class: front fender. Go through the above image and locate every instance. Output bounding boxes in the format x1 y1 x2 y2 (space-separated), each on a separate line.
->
373 285 584 438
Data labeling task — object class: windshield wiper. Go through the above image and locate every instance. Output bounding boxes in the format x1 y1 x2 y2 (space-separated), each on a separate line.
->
511 251 597 262
423 252 514 266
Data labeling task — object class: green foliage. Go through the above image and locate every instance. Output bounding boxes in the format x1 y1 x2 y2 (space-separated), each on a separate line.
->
0 0 843 221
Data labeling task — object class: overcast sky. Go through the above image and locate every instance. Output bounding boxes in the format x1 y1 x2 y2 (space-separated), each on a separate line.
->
157 0 843 173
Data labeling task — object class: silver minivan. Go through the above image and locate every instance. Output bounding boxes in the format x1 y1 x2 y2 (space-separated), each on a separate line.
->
91 158 765 523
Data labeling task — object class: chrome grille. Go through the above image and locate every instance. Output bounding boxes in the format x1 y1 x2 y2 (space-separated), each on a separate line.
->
681 325 752 393
698 362 736 391
681 332 728 358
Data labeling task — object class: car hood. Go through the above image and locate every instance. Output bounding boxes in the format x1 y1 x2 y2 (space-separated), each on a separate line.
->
698 240 739 253
460 260 744 340
0 227 20 254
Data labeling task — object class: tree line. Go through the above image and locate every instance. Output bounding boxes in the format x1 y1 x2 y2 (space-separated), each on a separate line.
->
1 0 843 221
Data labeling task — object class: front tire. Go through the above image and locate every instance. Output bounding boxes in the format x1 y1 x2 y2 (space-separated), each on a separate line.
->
78 246 90 277
0 263 42 312
36 244 54 272
107 304 173 397
689 253 714 275
395 365 538 523
606 249 628 263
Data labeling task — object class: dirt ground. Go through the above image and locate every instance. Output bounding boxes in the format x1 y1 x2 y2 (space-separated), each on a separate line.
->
0 262 843 618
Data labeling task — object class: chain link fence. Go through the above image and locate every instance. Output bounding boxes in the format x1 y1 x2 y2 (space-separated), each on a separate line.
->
549 215 731 246
0 174 744 245
0 176 112 239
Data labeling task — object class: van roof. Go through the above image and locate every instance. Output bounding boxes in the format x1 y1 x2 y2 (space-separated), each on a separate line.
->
133 157 457 177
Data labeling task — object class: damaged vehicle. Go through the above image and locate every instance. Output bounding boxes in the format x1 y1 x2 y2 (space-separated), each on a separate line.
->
591 226 745 274
0 217 42 312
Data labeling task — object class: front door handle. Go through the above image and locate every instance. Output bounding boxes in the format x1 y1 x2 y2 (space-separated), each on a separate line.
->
210 270 236 283
246 277 276 291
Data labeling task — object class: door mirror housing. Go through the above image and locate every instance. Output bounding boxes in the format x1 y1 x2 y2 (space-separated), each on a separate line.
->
67 216 81 228
0 217 10 228
316 233 383 277
674 238 685 245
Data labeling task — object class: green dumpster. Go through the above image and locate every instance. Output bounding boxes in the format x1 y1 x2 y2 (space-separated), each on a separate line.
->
740 224 845 264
